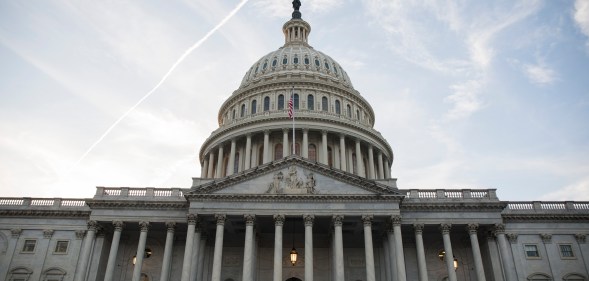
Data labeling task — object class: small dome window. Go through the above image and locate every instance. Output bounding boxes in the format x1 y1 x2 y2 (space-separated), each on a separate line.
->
333 65 338 74
294 56 299 64
282 57 288 65
325 62 330 70
315 58 320 67
272 59 277 67
304 57 310 65
254 65 259 74
263 61 268 70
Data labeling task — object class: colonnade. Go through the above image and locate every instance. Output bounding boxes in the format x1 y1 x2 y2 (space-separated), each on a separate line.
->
75 217 518 281
201 128 392 180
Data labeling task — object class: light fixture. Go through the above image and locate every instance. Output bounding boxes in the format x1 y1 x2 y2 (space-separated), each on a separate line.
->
438 250 458 271
290 218 298 266
132 248 153 265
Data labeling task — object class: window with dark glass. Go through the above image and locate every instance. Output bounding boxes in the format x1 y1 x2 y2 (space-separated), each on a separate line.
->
304 57 310 65
335 100 341 114
560 244 574 258
278 94 285 110
307 95 314 110
272 59 277 67
264 97 270 111
232 109 236 120
22 240 36 252
54 241 69 253
283 57 288 65
240 104 246 117
308 144 317 161
347 104 352 117
325 62 330 70
315 59 320 66
294 57 299 64
524 244 540 258
322 97 328 111
263 61 267 70
356 110 360 120
251 100 257 114
294 94 299 109
275 144 283 160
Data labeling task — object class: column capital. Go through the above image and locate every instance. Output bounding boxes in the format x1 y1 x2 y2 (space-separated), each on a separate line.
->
303 214 314 226
75 230 87 239
187 214 199 225
273 214 285 225
244 214 256 226
575 233 586 244
506 233 518 243
540 233 552 244
391 215 402 226
361 215 373 226
466 223 479 234
139 221 150 232
493 223 506 235
339 133 346 139
440 223 452 234
283 128 289 133
215 214 227 225
263 129 270 135
43 229 54 239
10 228 22 238
87 220 99 231
302 128 309 133
332 215 344 226
164 221 176 232
246 133 252 138
321 129 327 135
413 224 424 234
113 221 125 231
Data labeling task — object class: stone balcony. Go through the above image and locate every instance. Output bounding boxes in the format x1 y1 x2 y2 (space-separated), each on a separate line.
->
504 201 589 213
93 186 187 201
402 189 499 201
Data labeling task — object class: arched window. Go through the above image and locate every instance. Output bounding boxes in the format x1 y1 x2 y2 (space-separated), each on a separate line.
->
527 273 552 281
43 268 66 281
278 94 285 110
308 144 317 161
294 56 299 64
240 104 246 117
234 153 240 174
272 59 277 67
232 109 236 120
251 100 257 114
347 104 352 117
304 57 310 65
563 273 586 281
328 147 333 167
322 97 328 111
356 110 360 120
307 95 314 110
315 58 320 67
282 56 288 65
263 97 270 112
335 100 341 114
275 144 283 160
9 267 33 281
293 94 299 109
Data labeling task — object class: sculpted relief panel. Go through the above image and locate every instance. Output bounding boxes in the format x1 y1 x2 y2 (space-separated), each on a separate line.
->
266 166 317 194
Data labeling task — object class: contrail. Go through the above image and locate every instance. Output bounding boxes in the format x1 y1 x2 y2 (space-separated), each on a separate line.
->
69 0 249 172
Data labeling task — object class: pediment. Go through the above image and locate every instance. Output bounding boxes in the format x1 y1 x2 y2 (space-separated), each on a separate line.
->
188 156 403 197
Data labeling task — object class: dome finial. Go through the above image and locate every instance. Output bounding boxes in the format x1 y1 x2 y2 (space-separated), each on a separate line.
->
292 0 302 19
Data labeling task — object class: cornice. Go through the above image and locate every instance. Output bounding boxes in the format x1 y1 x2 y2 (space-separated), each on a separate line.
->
502 214 589 222
186 193 402 203
86 200 188 210
400 201 507 212
0 210 91 218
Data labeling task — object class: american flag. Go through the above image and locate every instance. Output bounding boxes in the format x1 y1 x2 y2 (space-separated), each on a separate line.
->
287 94 294 119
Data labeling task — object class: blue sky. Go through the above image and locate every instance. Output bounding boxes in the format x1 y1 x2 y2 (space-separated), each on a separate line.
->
1 0 588 201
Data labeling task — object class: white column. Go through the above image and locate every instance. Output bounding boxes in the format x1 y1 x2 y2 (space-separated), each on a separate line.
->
385 158 391 178
242 215 256 281
362 215 376 281
104 221 124 281
244 134 252 170
201 159 208 178
211 214 226 281
348 147 354 174
207 152 215 178
440 224 457 281
321 130 328 165
392 216 407 281
160 222 176 281
368 145 375 179
339 134 347 172
227 139 236 176
377 152 384 180
414 224 428 281
333 215 345 281
386 228 398 281
273 215 285 281
495 224 517 281
355 139 364 177
190 224 203 281
466 224 486 281
304 215 314 281
181 215 198 281
215 145 224 178
196 234 207 281
74 220 98 281
132 221 150 281
263 130 270 163
302 128 309 158
283 129 289 158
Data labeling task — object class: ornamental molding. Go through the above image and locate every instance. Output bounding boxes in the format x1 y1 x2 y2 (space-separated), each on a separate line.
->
332 215 344 226
506 233 518 243
165 221 176 232
303 214 314 226
265 166 316 194
401 202 506 212
413 224 424 234
502 214 589 222
187 193 400 203
466 223 479 234
0 210 90 218
86 200 188 210
244 214 256 225
361 215 373 226
75 230 86 239
575 234 586 243
113 221 124 231
43 229 54 238
540 233 552 243
440 223 452 234
273 214 286 226
10 228 22 238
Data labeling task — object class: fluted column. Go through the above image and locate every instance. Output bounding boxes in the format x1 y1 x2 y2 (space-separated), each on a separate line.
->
362 215 376 281
414 224 428 281
215 145 224 178
263 130 270 163
74 220 98 281
244 134 252 170
339 135 347 172
304 215 314 281
273 215 285 281
104 221 124 281
207 152 215 178
392 216 407 281
190 223 203 281
321 130 328 165
368 145 375 179
181 215 198 281
355 139 364 177
132 221 150 281
333 215 345 281
242 215 256 281
201 159 208 178
160 222 176 281
196 234 207 281
440 224 457 281
466 224 486 281
227 139 236 176
377 152 384 179
283 129 289 158
211 214 226 281
494 224 517 281
302 128 309 158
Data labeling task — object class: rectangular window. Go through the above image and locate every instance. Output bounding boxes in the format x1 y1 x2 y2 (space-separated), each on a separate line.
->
54 240 69 254
22 239 36 253
560 244 574 258
524 244 540 258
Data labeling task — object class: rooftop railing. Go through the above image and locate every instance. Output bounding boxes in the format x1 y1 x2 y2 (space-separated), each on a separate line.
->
403 189 498 200
0 198 88 208
94 187 185 199
505 201 589 212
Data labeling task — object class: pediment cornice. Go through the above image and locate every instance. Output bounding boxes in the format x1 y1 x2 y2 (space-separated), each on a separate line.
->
188 193 401 203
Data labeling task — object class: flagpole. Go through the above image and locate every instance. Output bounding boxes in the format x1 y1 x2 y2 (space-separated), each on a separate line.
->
291 86 295 156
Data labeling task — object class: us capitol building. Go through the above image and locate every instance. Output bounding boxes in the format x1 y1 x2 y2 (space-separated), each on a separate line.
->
1 3 588 281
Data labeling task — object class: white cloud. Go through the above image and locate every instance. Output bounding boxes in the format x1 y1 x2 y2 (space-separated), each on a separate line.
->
444 79 484 120
574 0 589 51
523 63 558 85
539 177 589 201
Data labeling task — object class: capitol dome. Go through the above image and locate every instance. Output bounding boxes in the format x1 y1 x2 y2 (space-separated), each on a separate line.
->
199 5 393 181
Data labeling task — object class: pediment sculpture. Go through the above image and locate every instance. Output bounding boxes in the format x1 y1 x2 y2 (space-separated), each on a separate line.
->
266 166 317 194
